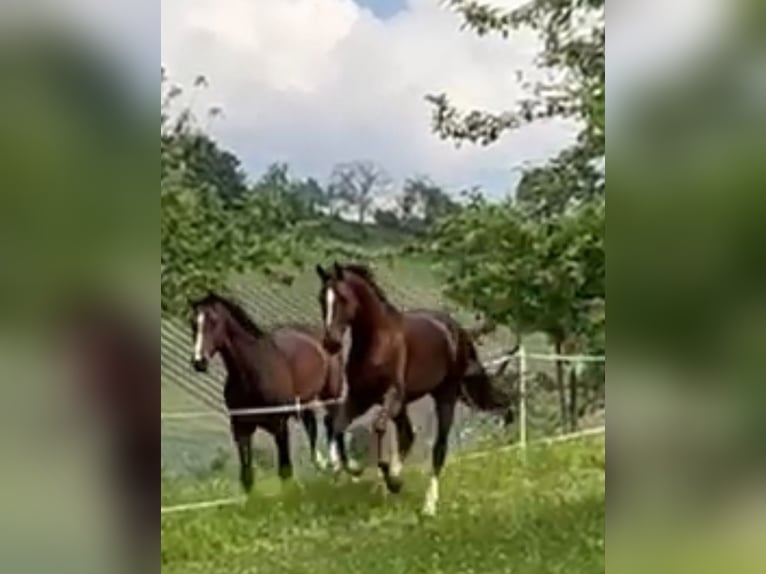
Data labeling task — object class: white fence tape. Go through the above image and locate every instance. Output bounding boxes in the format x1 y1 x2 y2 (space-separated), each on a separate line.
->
525 353 606 363
161 496 244 516
161 395 347 421
161 350 605 421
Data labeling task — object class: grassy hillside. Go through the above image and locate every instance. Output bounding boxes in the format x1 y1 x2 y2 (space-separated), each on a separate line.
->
161 433 605 574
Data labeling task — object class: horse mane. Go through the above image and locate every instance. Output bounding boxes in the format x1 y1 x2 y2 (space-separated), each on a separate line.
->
341 263 397 312
199 292 265 338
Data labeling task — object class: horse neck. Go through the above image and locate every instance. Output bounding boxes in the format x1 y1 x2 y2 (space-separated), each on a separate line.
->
218 313 273 385
348 278 399 347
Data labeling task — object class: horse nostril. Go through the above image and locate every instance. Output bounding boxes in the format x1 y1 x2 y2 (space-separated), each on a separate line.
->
192 358 208 373
323 338 341 355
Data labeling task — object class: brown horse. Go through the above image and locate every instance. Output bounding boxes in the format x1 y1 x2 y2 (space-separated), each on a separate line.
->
189 292 344 492
316 263 514 515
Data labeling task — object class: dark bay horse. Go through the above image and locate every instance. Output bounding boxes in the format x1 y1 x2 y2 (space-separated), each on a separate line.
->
189 292 344 492
316 263 514 515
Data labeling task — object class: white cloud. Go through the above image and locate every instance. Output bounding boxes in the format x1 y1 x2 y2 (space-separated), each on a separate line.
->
162 0 577 197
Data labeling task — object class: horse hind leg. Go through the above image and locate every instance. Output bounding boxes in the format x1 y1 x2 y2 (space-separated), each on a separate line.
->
323 410 342 472
423 396 456 516
300 409 327 471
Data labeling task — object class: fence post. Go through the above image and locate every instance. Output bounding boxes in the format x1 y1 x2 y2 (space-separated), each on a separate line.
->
519 344 528 450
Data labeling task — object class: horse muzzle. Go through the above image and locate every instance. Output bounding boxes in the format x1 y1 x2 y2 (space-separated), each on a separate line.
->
191 357 209 373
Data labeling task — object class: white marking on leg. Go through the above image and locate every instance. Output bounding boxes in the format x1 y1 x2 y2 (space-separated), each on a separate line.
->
324 288 336 328
347 456 361 475
390 439 402 478
328 439 341 471
193 312 206 361
313 449 327 470
422 476 440 516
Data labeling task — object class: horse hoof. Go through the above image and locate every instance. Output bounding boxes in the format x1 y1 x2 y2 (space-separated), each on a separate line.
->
421 503 437 517
346 461 364 478
385 475 404 494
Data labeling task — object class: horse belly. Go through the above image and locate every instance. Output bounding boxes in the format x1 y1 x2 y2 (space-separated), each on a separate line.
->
404 318 451 393
273 331 326 400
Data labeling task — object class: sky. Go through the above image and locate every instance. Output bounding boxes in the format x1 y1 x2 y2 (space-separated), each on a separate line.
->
160 0 585 198
41 0 722 200
354 0 408 19
159 0 726 198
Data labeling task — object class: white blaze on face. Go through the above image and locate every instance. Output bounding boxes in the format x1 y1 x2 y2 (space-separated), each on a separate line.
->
422 476 440 516
193 311 206 361
324 287 336 328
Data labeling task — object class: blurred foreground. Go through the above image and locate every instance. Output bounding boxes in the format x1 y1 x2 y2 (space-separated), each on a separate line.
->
610 0 766 572
0 2 155 573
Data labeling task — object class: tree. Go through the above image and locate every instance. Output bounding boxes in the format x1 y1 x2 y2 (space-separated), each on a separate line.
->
422 0 606 430
373 208 402 230
399 176 458 230
517 145 604 221
428 0 605 159
161 72 307 317
430 195 604 430
161 70 247 203
328 161 391 224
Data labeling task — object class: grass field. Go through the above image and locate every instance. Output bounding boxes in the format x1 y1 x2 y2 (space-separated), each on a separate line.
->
161 433 605 574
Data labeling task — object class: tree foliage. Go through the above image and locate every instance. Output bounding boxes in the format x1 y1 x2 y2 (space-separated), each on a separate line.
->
162 71 247 202
431 194 603 338
399 176 459 230
424 1 606 428
428 0 604 157
161 72 308 317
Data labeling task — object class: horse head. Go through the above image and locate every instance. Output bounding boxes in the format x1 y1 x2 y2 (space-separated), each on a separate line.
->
188 293 229 373
316 263 358 354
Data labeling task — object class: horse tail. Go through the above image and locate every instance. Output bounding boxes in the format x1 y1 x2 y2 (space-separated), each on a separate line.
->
459 333 516 426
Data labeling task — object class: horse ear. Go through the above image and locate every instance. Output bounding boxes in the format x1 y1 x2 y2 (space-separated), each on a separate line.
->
315 264 330 282
333 261 344 279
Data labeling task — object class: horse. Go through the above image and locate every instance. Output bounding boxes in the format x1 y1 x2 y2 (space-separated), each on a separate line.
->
316 262 515 515
189 292 344 492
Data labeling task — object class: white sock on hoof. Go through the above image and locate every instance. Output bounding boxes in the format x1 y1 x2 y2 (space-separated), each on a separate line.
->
390 449 402 479
313 450 327 470
328 441 341 471
422 476 440 516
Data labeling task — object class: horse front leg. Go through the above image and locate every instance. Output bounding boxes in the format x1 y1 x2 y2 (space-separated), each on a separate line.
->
375 382 405 494
274 418 293 481
300 409 326 471
327 400 363 476
233 424 255 494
